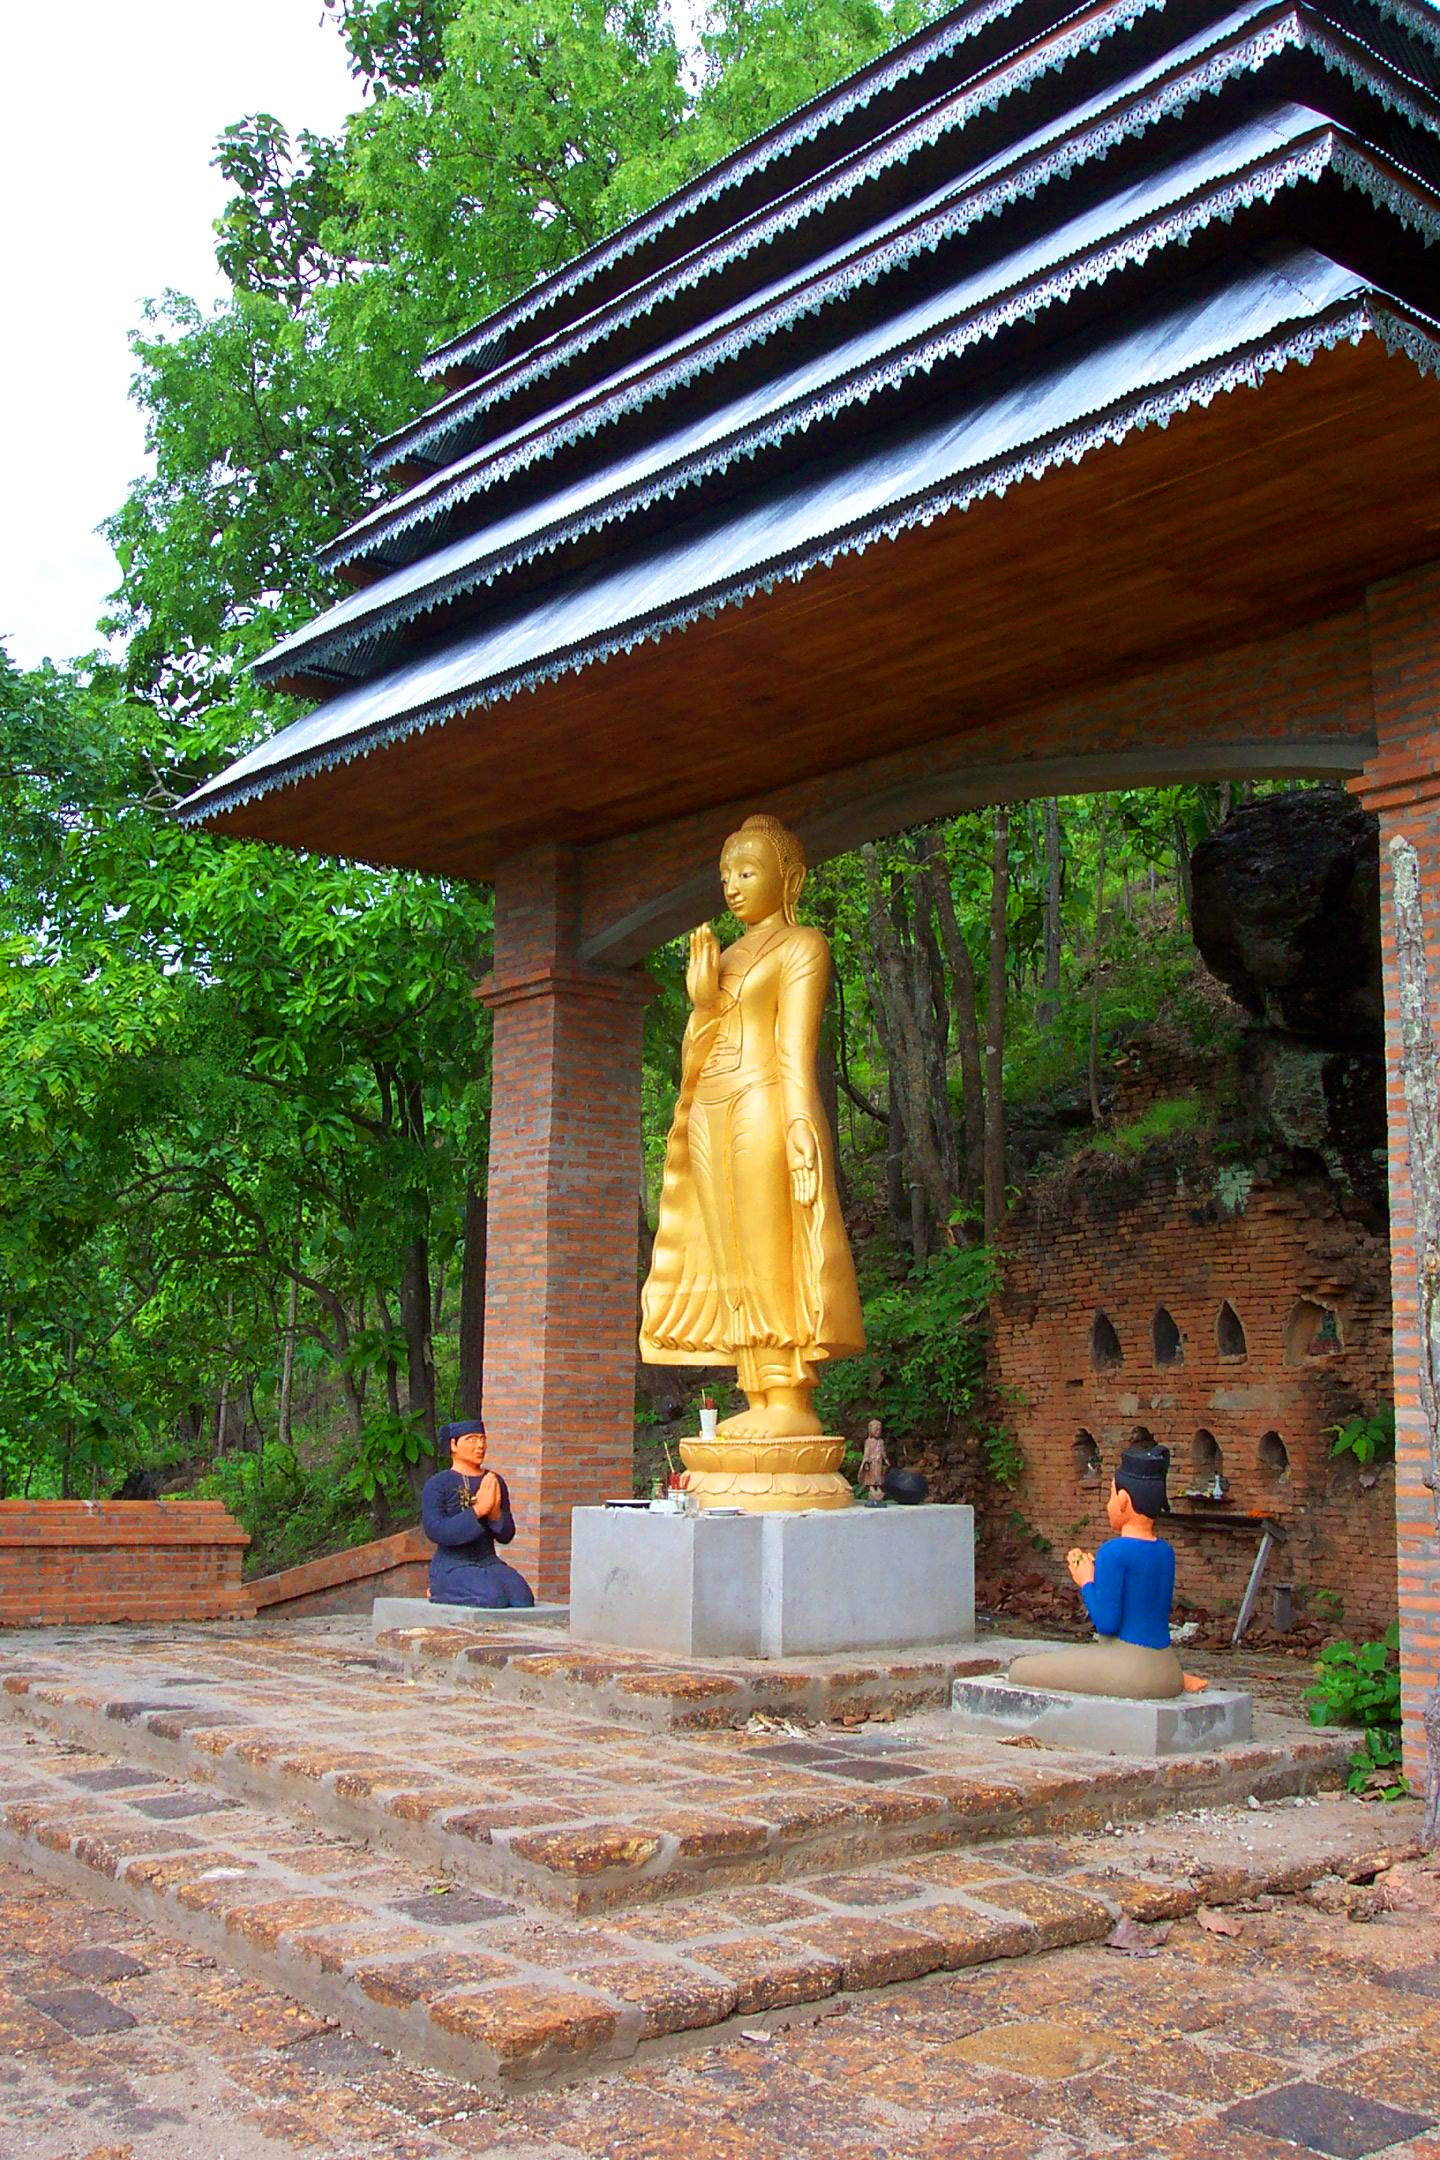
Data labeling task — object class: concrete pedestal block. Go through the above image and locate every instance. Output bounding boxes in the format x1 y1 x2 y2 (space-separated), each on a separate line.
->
372 1597 568 1635
951 1673 1253 1755
569 1504 974 1658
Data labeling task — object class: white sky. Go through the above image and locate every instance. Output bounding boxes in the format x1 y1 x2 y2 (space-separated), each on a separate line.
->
1 1 363 669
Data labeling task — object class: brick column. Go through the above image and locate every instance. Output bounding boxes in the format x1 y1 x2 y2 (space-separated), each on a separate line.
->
477 845 653 1599
1356 562 1440 1789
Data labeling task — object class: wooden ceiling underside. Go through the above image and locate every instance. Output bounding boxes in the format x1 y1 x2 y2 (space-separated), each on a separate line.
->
200 337 1440 880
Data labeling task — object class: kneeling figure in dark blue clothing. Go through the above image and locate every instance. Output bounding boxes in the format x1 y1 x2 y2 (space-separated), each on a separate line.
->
422 1420 535 1609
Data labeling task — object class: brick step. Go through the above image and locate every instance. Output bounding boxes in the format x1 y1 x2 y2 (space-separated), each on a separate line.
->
0 1631 1349 1917
371 1614 1004 1730
0 1714 1418 2095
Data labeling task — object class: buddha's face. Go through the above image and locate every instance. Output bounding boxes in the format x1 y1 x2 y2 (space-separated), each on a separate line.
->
451 1427 487 1474
720 833 785 924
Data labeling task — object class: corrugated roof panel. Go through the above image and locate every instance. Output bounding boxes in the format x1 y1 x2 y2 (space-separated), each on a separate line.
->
367 0 1439 496
264 116 1430 686
183 248 1424 822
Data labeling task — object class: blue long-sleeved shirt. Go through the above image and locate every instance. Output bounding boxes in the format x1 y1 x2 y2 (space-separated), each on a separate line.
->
1081 1535 1175 1649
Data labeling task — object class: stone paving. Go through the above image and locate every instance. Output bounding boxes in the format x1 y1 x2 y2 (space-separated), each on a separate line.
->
2 1835 1438 2158
0 1617 1405 2097
0 1622 1348 1919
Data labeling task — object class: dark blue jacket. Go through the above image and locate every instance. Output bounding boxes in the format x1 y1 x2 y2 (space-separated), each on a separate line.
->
421 1467 530 1605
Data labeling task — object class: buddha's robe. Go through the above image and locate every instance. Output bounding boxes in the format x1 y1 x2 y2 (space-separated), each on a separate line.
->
641 920 863 1391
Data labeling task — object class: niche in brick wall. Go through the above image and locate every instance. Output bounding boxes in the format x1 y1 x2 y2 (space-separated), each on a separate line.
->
1284 1298 1342 1365
1259 1430 1291 1482
1152 1306 1183 1366
1091 1311 1123 1370
1073 1431 1102 1487
1216 1300 1248 1359
1192 1429 1224 1482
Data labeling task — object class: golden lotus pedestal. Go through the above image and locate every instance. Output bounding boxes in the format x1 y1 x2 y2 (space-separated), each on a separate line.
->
679 1433 853 1512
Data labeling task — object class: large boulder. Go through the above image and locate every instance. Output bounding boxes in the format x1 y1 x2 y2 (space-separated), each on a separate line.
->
1190 791 1381 1047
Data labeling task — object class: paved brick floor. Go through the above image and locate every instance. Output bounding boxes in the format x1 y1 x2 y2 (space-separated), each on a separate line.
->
0 1622 1347 1918
2 1845 1438 2159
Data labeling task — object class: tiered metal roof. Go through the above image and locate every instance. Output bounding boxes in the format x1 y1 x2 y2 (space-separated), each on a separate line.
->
181 0 1440 866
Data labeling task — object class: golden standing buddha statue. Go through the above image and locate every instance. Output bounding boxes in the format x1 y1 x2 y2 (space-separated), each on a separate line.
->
640 815 864 1509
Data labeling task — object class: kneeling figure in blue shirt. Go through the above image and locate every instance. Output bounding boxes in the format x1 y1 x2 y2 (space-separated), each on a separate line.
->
1008 1443 1206 1699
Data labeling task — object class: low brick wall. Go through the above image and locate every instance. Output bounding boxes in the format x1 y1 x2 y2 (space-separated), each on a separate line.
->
248 1528 430 1618
0 1502 253 1625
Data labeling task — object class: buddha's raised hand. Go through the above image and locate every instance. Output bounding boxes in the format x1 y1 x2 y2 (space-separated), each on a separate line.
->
687 923 721 1010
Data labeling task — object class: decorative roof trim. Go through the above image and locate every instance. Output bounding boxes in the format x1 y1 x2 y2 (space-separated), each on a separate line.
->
417 0 1440 384
334 15 1438 580
417 0 1037 379
186 295 1438 825
273 133 1440 685
369 1 1438 490
377 0 1172 468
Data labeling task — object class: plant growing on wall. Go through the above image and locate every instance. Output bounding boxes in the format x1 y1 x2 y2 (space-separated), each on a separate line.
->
1328 1408 1397 1466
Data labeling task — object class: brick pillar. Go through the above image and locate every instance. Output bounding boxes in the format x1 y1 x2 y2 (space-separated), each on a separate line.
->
477 845 653 1599
1356 561 1440 1789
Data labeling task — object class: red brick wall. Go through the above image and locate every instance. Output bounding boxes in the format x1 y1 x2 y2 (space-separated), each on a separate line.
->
248 1528 429 1617
1355 562 1440 1783
0 1502 253 1625
993 1165 1395 1636
479 845 654 1599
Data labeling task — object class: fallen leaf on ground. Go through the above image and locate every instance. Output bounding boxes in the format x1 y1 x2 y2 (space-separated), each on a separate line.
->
741 2029 774 2046
1105 1915 1171 1957
999 1735 1049 1750
1196 1908 1244 1938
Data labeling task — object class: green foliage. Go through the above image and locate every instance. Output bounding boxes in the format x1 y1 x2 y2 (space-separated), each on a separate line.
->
3 0 977 1519
1090 1095 1209 1156
816 1243 997 1440
1328 1408 1396 1466
195 1440 410 1578
976 1420 1026 1489
351 1412 433 1502
1306 1625 1409 1799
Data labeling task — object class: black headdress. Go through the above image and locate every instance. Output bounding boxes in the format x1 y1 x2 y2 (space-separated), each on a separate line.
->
441 1420 485 1447
1115 1443 1170 1518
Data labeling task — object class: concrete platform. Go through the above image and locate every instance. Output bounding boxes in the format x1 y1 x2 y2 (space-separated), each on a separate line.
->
951 1673 1254 1755
569 1502 974 1658
371 1596 568 1632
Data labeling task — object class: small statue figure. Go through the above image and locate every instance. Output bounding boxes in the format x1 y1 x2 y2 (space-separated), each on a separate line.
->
421 1420 535 1608
1008 1444 1206 1698
859 1417 888 1501
640 814 865 1508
